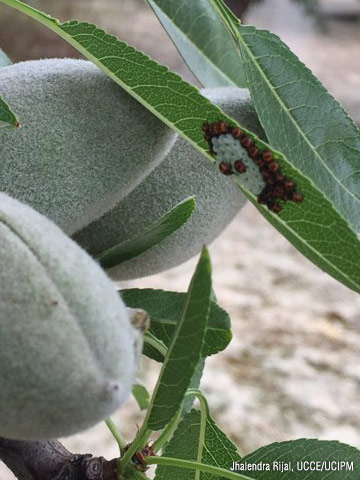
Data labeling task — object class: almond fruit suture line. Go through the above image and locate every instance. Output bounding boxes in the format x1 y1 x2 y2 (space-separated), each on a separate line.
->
202 122 304 214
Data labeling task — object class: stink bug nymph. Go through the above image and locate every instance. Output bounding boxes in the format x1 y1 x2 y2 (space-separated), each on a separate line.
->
202 121 304 213
124 442 156 473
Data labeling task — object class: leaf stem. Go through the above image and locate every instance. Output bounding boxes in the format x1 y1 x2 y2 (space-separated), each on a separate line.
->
105 418 127 456
132 470 149 480
152 389 209 455
151 409 181 453
195 393 207 480
146 456 255 480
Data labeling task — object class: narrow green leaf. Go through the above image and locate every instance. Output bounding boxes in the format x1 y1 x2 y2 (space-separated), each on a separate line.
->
4 0 360 294
0 94 18 129
121 288 232 360
147 0 246 87
0 48 12 68
237 24 360 232
155 409 241 480
132 384 151 411
97 197 196 269
146 247 212 431
239 438 360 478
0 46 14 130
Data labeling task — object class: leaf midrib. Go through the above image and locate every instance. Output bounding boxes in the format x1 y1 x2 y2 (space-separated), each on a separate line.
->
151 317 227 333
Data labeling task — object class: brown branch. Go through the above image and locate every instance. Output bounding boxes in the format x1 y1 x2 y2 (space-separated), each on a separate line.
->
0 437 120 480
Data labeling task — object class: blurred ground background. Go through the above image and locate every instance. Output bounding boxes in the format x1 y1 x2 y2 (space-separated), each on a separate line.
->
1 0 360 477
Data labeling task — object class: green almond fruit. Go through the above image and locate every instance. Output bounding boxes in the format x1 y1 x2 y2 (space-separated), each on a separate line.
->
0 58 176 234
74 87 265 280
0 193 140 440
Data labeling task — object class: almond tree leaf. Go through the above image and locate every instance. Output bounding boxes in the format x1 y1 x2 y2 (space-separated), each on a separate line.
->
121 288 232 360
97 197 196 269
0 45 16 128
146 247 212 431
146 0 246 87
132 384 151 411
155 409 241 480
0 94 18 129
238 438 360 478
4 0 360 294
237 24 360 232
